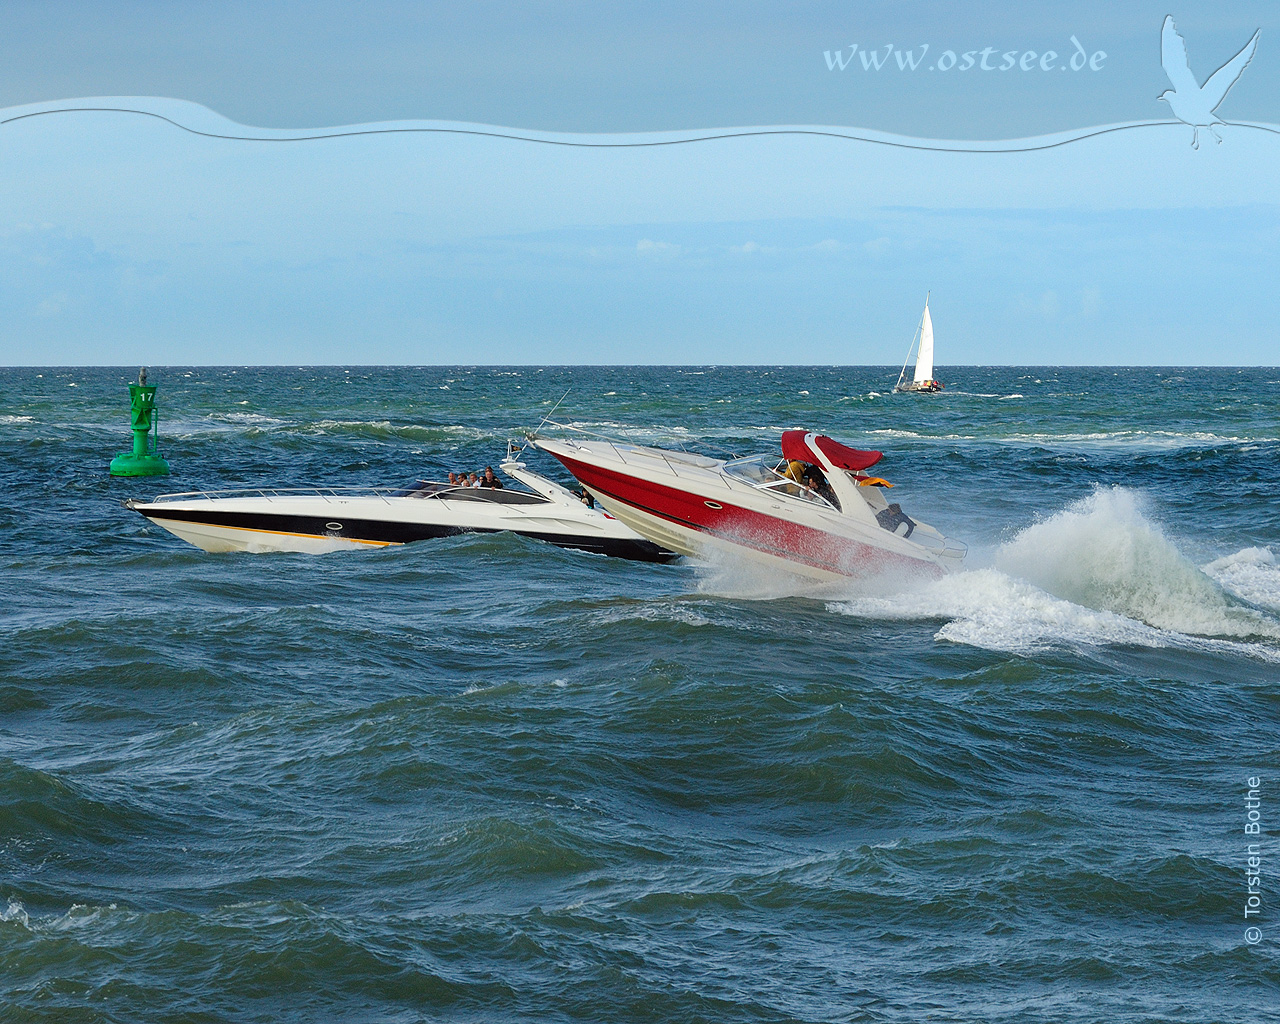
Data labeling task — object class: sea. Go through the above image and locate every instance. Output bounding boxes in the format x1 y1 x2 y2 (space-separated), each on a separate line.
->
2 365 1278 1023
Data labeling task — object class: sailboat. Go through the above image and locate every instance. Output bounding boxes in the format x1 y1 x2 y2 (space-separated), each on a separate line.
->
893 294 944 393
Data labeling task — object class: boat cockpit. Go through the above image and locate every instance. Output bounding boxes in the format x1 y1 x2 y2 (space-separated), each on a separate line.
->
722 456 841 511
390 481 549 504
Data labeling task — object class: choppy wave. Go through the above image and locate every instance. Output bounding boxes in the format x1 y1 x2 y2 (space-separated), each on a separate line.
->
296 420 507 443
827 487 1280 659
865 427 1270 448
206 411 287 426
4 365 1279 1024
994 487 1277 637
1204 546 1280 611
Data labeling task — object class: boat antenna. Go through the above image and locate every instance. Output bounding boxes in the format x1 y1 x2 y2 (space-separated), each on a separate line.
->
504 389 571 462
894 292 928 391
529 388 571 440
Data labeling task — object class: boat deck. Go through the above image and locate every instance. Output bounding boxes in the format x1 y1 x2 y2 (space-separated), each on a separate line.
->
133 483 549 507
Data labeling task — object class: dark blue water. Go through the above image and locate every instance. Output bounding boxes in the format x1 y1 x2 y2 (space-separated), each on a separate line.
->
2 366 1278 1023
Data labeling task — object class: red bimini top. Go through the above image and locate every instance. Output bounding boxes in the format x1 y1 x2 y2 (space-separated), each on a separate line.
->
781 430 883 471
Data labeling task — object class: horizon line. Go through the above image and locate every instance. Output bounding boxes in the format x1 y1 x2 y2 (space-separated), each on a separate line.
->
5 363 1278 371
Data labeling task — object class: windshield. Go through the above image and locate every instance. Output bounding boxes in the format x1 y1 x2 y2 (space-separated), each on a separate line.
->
723 456 838 510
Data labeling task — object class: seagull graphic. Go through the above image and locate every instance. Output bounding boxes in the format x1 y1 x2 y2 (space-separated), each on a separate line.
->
1159 15 1260 148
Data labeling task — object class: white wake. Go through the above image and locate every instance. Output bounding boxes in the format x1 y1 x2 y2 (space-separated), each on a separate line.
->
815 487 1280 659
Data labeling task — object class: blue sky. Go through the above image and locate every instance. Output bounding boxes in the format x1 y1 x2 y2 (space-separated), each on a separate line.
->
1 2 1277 365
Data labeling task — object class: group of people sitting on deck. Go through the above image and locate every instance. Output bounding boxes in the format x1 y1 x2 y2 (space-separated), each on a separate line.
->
447 466 504 489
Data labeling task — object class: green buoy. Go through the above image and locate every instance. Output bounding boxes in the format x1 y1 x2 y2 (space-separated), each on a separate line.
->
109 367 170 477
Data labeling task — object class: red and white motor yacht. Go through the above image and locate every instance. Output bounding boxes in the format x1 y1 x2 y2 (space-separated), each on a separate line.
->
534 429 966 583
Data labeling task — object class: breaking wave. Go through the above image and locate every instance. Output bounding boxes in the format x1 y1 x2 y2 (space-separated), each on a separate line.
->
1203 546 1280 613
205 411 287 426
822 487 1280 657
992 487 1273 638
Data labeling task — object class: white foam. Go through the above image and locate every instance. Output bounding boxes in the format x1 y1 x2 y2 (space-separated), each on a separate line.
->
308 418 393 430
2 899 30 928
829 568 1165 652
594 601 715 628
206 411 285 425
993 487 1277 639
857 427 1271 448
825 488 1280 660
692 544 927 603
1001 429 1265 448
829 567 1280 662
0 414 34 424
1204 547 1280 613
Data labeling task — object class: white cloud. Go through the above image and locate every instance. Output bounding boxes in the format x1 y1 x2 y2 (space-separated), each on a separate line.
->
636 238 681 258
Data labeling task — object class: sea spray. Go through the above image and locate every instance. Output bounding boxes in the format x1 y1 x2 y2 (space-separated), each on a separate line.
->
1203 546 1280 612
994 487 1276 638
828 568 1164 653
692 543 937 602
827 489 1280 655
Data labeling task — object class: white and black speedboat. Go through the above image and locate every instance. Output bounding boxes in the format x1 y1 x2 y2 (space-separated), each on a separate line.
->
126 456 674 562
534 429 965 582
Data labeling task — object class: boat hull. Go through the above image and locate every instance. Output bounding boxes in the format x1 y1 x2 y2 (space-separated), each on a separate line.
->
128 492 675 561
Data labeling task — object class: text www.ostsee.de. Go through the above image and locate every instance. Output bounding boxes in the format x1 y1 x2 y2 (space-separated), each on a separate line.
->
823 36 1107 74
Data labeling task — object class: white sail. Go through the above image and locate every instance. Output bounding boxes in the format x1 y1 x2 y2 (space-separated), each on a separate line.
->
912 300 934 384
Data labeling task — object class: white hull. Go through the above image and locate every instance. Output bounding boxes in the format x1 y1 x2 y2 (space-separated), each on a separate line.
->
127 461 674 562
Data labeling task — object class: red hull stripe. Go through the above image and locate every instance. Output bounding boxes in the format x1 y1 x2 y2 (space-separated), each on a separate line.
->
554 453 926 577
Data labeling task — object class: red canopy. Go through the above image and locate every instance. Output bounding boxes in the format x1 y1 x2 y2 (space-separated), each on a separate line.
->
781 430 883 471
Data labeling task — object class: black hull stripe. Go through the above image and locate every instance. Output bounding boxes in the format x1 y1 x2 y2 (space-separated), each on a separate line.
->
135 507 677 563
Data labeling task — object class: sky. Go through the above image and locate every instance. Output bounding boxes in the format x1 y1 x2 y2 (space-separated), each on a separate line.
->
1 1 1277 365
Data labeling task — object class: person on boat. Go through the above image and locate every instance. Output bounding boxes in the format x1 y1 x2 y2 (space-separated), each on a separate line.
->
579 488 595 508
803 466 839 508
481 466 503 489
779 458 808 495
466 472 481 488
875 502 916 538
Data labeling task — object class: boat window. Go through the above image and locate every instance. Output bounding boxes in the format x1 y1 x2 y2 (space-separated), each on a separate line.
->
392 480 442 497
435 486 547 505
722 455 780 486
723 456 837 510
